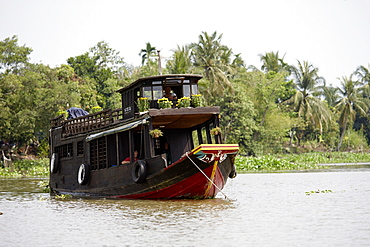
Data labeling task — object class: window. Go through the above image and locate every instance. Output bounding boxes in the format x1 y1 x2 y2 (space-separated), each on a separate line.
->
55 143 73 159
77 141 84 156
191 84 198 95
153 86 162 99
143 86 152 100
90 137 107 170
183 85 191 97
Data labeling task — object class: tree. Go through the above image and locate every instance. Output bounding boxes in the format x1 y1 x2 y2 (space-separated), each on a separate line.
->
286 60 332 135
0 35 32 74
335 75 369 150
190 31 236 99
167 45 193 74
67 41 125 109
355 64 370 85
259 51 290 74
89 41 126 72
139 42 157 66
213 83 258 154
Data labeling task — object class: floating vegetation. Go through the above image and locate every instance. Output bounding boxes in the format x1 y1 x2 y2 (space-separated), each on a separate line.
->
0 158 49 178
54 194 72 200
305 189 333 195
235 152 370 172
235 155 321 171
38 180 50 193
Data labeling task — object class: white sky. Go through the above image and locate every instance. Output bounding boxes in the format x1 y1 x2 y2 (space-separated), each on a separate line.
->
1 0 369 86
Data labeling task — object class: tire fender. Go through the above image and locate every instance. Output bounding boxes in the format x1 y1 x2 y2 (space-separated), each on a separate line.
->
50 153 59 173
132 160 147 183
77 164 91 185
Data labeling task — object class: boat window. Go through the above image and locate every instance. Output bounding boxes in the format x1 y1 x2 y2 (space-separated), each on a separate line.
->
153 86 162 100
152 81 162 85
183 84 191 97
55 143 73 159
183 79 190 84
77 141 84 156
191 84 198 95
143 86 152 100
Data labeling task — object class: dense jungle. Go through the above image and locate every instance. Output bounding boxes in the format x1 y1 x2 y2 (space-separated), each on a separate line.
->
1 31 370 173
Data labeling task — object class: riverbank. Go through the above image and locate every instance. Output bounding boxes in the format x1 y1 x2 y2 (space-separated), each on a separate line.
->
1 152 370 177
235 152 370 171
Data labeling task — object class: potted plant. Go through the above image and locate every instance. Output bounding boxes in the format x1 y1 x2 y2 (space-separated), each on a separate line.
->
136 97 149 112
210 127 222 136
176 96 191 108
191 94 203 107
149 129 163 138
157 98 173 109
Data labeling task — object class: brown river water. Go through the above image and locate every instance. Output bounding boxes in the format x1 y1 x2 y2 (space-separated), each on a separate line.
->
1 167 370 246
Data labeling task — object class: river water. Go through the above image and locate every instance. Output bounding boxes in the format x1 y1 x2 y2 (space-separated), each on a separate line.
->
1 167 370 247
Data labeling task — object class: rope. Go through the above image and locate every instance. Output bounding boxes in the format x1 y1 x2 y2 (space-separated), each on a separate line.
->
185 152 232 201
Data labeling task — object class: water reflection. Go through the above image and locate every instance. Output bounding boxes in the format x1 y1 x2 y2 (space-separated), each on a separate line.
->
1 167 370 246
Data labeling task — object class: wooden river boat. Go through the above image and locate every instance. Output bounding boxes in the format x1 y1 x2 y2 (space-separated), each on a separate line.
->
49 74 238 199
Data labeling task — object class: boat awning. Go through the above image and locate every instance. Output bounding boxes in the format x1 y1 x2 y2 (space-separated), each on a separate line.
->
86 118 147 142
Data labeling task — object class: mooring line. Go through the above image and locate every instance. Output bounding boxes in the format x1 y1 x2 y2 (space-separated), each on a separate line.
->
185 152 232 201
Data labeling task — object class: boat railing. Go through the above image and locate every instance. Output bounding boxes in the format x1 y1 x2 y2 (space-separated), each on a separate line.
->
50 114 65 128
50 108 124 137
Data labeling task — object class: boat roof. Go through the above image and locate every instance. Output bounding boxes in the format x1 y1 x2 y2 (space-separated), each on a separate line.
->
117 74 203 93
149 106 220 129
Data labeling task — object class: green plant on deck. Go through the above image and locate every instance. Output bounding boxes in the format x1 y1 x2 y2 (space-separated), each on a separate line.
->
177 96 191 108
149 129 163 138
136 97 149 112
210 127 222 136
157 98 173 109
191 94 203 107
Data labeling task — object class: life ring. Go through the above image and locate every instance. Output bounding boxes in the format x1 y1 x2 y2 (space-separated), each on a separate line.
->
50 153 59 173
132 160 147 183
77 164 90 185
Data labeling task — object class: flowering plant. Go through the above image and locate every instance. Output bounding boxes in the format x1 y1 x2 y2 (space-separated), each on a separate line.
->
177 96 191 108
210 127 222 136
157 98 173 109
136 97 149 112
149 129 163 138
191 94 203 107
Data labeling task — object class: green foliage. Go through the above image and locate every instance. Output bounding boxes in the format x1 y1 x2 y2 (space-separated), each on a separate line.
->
235 151 370 171
2 33 370 158
0 35 32 74
235 155 320 171
0 158 49 177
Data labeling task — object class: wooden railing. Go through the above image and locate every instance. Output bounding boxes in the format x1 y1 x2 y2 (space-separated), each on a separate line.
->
50 109 123 137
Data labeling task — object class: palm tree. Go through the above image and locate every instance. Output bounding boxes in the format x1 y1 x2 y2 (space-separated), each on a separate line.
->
355 64 370 85
190 31 236 98
259 51 290 74
167 45 193 74
139 42 156 66
335 75 369 150
286 60 332 134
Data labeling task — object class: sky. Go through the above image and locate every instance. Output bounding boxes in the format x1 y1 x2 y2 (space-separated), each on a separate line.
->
1 0 369 86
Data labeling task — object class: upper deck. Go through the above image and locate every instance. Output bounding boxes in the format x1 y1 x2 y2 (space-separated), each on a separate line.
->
50 74 217 138
117 74 203 119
